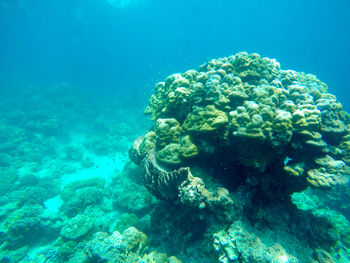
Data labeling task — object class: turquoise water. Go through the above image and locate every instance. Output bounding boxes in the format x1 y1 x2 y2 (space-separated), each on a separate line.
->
0 1 349 262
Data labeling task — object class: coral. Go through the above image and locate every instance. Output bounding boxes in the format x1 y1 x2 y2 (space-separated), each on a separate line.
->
61 186 103 217
55 238 78 260
60 208 99 240
306 155 349 188
112 166 155 216
130 51 350 261
60 177 105 202
339 129 350 164
155 135 199 165
291 190 320 212
312 209 350 247
133 51 350 200
167 256 183 263
19 174 39 186
183 105 228 132
0 167 18 195
130 135 148 165
155 118 182 148
139 131 156 156
113 213 139 232
83 231 124 261
313 248 336 263
4 205 46 249
0 246 29 262
122 226 148 253
179 174 234 223
213 222 298 263
0 84 156 261
27 247 59 263
79 227 181 263
290 187 350 256
8 176 59 207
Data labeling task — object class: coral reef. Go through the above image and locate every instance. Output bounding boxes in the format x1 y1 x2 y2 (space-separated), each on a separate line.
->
213 222 299 263
60 209 96 240
0 55 349 263
68 227 181 263
0 167 18 195
2 204 59 250
130 52 350 262
0 84 152 262
112 167 155 215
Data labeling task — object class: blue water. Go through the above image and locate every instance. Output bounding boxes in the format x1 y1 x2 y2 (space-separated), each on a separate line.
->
1 1 350 262
0 0 349 109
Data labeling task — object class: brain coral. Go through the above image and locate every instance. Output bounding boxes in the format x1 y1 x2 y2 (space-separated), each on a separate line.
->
130 52 350 219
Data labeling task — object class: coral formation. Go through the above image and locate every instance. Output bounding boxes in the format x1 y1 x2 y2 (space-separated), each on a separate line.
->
0 167 18 195
69 227 182 263
0 84 155 262
134 51 350 194
130 52 350 262
112 171 155 215
60 210 95 240
0 55 349 263
213 222 298 263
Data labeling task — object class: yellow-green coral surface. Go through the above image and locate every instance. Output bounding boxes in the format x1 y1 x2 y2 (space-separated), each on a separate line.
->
144 52 349 189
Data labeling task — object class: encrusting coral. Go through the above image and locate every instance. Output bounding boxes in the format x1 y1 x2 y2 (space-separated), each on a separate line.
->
130 52 350 262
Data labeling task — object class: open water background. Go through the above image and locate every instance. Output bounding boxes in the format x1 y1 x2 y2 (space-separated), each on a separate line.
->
0 0 349 109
